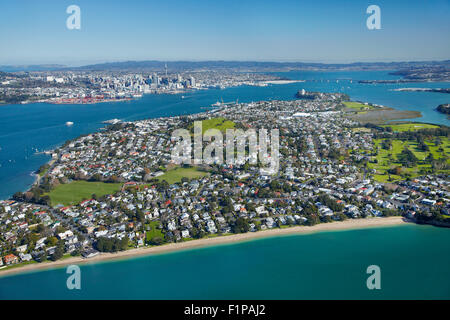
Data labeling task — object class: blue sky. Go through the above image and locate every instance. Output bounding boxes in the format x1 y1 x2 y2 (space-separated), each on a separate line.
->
0 0 449 65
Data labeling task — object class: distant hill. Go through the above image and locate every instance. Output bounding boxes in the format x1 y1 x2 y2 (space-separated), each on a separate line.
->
0 60 449 73
71 60 450 72
0 64 66 72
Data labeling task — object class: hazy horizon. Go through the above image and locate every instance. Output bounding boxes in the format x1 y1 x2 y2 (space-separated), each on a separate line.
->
1 58 450 70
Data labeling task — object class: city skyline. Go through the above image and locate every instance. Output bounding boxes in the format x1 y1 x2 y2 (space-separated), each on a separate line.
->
0 0 449 65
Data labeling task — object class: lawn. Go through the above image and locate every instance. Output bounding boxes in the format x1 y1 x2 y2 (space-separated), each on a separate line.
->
343 101 374 111
381 123 439 132
46 181 122 206
190 117 235 135
145 221 164 243
352 127 371 133
157 166 209 184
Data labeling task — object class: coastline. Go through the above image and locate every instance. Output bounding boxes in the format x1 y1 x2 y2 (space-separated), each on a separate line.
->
0 216 409 278
262 80 306 85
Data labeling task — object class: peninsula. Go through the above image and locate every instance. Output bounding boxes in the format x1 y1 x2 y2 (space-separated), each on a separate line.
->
1 92 449 274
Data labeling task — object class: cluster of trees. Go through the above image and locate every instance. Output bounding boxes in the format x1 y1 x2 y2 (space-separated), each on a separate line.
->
416 136 430 152
149 236 165 245
122 206 145 223
387 166 403 176
397 147 418 167
301 202 320 226
231 217 250 233
220 197 234 214
297 137 307 154
363 123 390 132
189 227 206 239
381 139 392 150
50 242 65 261
13 187 51 206
0 93 32 104
95 236 129 252
36 163 50 176
327 148 341 160
414 209 450 224
381 209 399 217
373 126 449 142
317 194 344 212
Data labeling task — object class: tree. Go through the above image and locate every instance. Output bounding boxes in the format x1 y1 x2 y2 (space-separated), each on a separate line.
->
120 236 129 250
38 251 47 262
150 236 164 245
40 195 51 206
418 141 429 152
397 147 418 167
232 217 250 233
12 192 25 201
50 245 64 261
388 166 402 176
36 224 46 234
190 227 205 239
305 214 320 226
381 139 392 150
317 194 343 212
46 236 58 247
70 249 81 257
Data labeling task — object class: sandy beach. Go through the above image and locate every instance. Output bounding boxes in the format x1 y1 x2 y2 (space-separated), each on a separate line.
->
0 216 409 277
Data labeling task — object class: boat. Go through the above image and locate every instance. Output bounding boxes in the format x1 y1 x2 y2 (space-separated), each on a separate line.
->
65 121 74 126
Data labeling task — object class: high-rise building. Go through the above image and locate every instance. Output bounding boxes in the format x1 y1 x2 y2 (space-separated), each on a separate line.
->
152 73 159 85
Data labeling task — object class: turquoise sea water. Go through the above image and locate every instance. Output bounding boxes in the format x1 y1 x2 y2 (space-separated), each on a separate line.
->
0 224 449 299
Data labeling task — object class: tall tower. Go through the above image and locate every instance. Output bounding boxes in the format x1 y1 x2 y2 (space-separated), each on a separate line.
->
165 63 168 78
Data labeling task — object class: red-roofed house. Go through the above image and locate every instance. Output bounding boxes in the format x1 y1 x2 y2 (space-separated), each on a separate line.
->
3 254 19 265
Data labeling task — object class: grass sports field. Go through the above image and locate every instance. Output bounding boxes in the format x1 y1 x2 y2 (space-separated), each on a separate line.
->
46 181 122 206
190 117 235 135
380 123 439 132
343 101 374 111
157 166 209 184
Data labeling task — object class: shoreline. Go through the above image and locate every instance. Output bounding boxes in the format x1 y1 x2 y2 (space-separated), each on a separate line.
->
262 80 306 85
0 216 409 278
